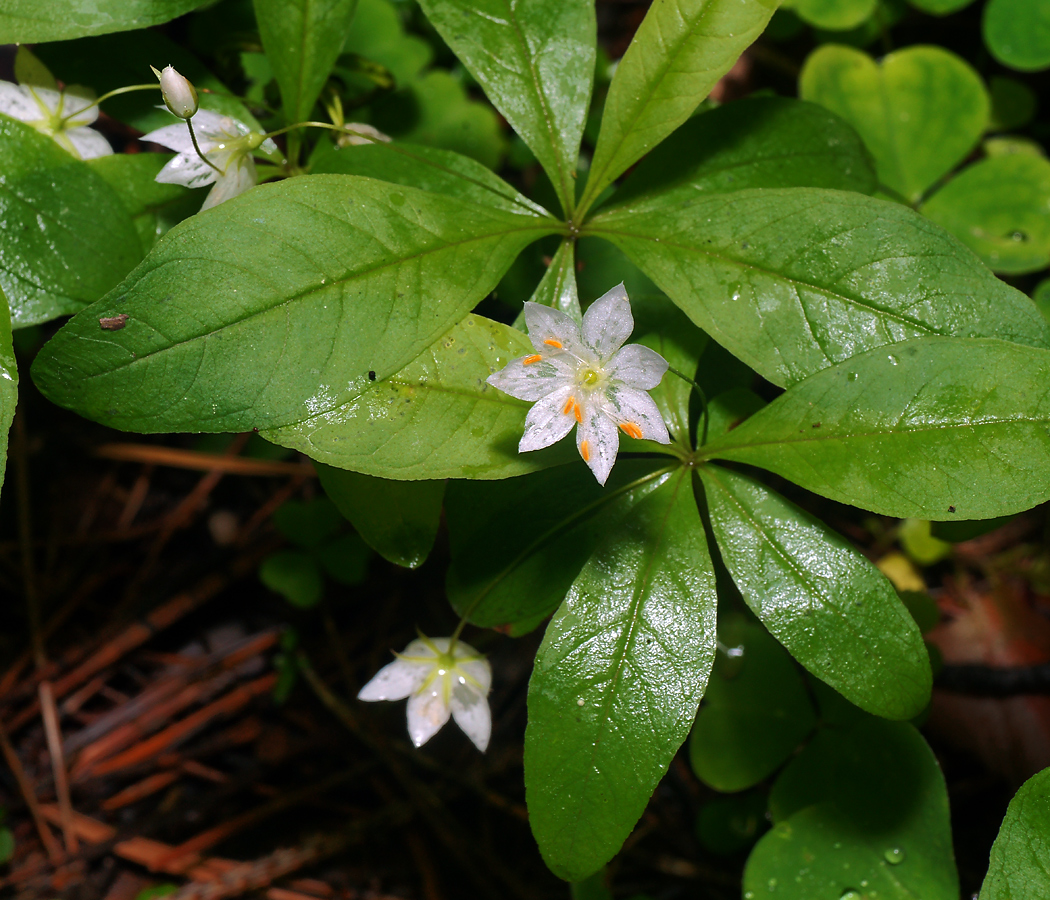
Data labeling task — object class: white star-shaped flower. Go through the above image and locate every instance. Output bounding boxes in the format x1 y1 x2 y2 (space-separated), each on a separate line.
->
0 70 111 160
141 110 279 210
487 284 671 485
358 635 492 752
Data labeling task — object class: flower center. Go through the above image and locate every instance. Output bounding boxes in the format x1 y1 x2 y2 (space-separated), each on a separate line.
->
581 368 601 387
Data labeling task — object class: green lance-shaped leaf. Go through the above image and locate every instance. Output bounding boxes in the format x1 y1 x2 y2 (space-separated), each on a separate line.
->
0 118 142 328
746 719 958 900
313 141 548 216
254 0 359 125
263 314 576 480
417 0 596 215
88 154 199 256
787 0 875 32
517 239 582 324
578 0 779 214
316 464 445 569
32 175 558 434
800 44 989 204
0 0 205 42
0 290 18 500
586 187 1049 389
908 0 975 14
980 767 1050 900
702 337 1050 521
525 470 717 881
923 154 1050 275
688 617 817 792
984 0 1050 73
35 29 262 135
608 97 877 211
699 465 930 719
446 460 673 633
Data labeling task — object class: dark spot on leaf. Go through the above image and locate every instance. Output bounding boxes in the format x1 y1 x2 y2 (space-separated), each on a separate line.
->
368 371 376 381
99 314 129 331
812 422 821 428
948 505 956 513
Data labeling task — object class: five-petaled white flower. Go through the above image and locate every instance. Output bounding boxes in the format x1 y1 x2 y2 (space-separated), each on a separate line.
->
141 110 279 210
358 635 492 752
0 54 111 160
487 284 671 485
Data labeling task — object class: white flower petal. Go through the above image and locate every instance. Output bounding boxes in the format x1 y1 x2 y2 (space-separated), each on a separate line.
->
605 343 669 390
24 84 61 117
602 385 670 445
487 354 573 402
191 109 244 138
455 654 491 693
520 384 577 453
59 86 99 126
155 152 217 189
0 82 40 121
450 685 491 752
523 301 583 354
141 122 198 154
64 126 112 160
582 282 634 360
406 686 452 748
201 157 256 209
577 400 620 485
357 656 430 701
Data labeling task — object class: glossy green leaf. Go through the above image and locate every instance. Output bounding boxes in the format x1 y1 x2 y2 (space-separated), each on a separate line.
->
703 337 1050 520
608 97 877 211
312 141 548 216
372 70 506 169
984 0 1050 72
0 0 204 42
586 188 1049 389
688 617 817 791
579 0 779 213
316 464 445 568
747 719 958 900
446 461 673 633
0 118 142 328
800 45 989 203
525 470 717 881
314 532 371 585
706 388 765 440
259 550 324 607
254 0 358 124
922 154 1050 275
632 294 708 444
417 0 595 214
32 175 558 434
520 239 582 323
908 0 975 13
88 154 200 255
35 30 262 136
789 0 875 31
980 767 1050 900
696 791 769 855
699 465 931 718
263 314 575 479
0 290 18 501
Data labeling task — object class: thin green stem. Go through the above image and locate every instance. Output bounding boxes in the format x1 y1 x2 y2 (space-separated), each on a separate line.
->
261 120 386 142
668 365 710 447
57 83 157 126
186 118 222 174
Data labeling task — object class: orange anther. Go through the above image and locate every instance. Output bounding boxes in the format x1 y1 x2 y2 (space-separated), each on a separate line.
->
543 339 563 348
619 422 643 440
574 403 583 424
563 397 576 416
523 354 542 365
580 440 590 462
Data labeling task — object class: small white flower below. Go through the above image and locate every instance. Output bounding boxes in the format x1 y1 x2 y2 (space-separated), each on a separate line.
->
487 283 671 485
358 635 492 752
0 48 111 159
141 110 279 210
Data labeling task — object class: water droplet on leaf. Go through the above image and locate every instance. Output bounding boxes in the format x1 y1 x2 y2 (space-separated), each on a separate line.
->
884 847 905 864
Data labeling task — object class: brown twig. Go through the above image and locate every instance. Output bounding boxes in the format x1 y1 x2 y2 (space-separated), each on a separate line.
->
96 443 315 477
38 681 78 854
0 717 63 865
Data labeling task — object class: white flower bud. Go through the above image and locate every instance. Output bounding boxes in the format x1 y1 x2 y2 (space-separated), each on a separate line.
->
152 64 198 119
